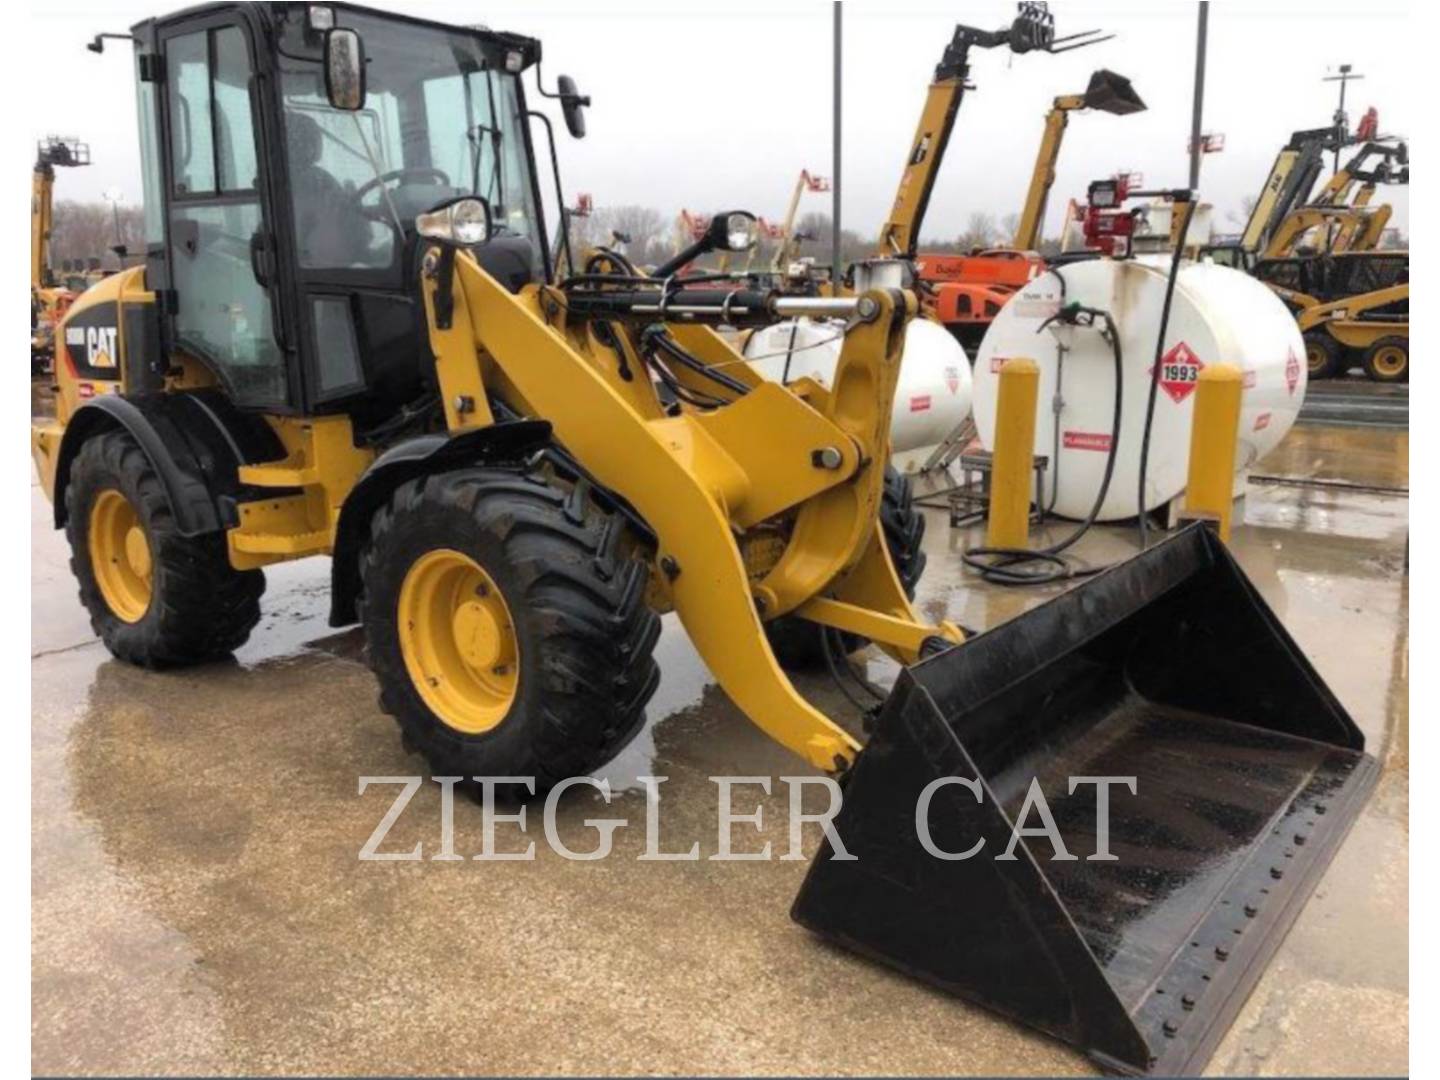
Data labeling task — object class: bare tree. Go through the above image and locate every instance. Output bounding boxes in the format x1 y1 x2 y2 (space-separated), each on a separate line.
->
955 211 998 252
50 201 146 272
591 205 666 266
999 212 1021 247
1227 194 1258 229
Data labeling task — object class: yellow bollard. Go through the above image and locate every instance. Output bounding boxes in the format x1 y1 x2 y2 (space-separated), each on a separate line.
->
986 357 1039 549
1182 362 1244 542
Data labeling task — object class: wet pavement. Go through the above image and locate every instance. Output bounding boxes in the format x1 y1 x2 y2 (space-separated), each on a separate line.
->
31 419 1407 1076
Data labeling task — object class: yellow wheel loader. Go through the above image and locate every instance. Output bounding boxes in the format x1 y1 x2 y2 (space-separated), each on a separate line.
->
34 4 1378 1074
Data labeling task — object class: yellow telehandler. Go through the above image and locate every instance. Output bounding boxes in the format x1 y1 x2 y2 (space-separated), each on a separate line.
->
31 136 92 372
34 4 1377 1074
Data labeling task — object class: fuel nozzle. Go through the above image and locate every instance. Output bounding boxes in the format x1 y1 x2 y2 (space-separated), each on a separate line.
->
1037 301 1105 333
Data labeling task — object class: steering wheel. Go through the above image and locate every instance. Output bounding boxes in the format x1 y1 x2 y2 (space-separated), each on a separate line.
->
354 167 452 218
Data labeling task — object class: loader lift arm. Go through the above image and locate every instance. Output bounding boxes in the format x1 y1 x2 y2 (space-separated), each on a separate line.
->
424 253 961 772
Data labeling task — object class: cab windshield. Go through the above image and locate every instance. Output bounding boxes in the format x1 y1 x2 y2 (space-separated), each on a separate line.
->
277 9 544 278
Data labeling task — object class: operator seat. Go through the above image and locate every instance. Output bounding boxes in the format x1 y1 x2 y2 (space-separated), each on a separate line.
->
286 111 359 267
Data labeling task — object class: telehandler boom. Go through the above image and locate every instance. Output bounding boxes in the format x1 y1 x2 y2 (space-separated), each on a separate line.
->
32 4 1377 1074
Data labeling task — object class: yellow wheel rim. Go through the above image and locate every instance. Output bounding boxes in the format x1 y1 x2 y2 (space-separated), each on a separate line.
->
398 549 519 735
1371 345 1406 378
1306 343 1329 375
88 489 152 623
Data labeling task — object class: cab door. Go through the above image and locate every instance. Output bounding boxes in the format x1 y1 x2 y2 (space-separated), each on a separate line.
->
154 15 291 409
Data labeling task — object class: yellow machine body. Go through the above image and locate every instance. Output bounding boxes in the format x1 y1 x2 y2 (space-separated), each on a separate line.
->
413 258 961 770
29 9 1382 1077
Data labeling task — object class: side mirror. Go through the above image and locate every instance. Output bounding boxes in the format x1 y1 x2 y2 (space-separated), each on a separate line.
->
557 75 588 139
324 28 366 111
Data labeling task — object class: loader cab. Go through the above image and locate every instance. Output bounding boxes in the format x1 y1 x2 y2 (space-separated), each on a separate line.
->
133 2 550 424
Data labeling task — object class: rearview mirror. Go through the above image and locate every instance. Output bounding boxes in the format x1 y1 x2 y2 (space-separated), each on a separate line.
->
557 75 588 139
325 28 366 111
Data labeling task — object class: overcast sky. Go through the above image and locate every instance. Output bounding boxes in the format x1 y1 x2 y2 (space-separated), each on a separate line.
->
27 1 1411 243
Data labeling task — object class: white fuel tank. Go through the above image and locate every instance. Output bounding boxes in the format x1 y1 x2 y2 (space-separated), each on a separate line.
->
744 317 973 454
973 258 1305 521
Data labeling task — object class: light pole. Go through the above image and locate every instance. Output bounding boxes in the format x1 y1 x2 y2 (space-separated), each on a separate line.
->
1187 2 1209 191
831 2 842 282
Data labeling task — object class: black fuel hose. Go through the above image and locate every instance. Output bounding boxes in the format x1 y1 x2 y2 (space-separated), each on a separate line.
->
961 306 1124 585
1135 198 1197 549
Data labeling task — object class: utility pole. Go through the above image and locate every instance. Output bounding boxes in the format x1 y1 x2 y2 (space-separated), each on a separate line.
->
831 2 842 282
1323 64 1364 172
1187 2 1209 191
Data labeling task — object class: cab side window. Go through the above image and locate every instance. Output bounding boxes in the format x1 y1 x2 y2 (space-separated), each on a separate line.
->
163 24 286 407
169 27 258 196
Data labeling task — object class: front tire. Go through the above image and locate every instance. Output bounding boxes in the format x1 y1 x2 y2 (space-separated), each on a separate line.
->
359 466 661 791
65 430 265 667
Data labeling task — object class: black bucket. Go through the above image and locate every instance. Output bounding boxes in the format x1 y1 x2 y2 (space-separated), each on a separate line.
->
793 525 1377 1076
1083 69 1147 116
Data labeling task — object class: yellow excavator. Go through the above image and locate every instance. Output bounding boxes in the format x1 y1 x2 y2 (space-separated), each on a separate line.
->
33 4 1377 1074
30 136 91 372
1260 139 1406 259
1257 137 1409 381
1203 129 1409 381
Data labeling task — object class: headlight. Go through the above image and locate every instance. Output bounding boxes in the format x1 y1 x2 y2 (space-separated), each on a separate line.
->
725 211 757 252
415 197 492 245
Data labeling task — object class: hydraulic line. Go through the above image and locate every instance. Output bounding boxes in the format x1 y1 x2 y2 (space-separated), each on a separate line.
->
641 326 752 399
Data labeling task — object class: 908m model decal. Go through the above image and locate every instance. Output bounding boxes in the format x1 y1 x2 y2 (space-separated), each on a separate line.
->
61 303 121 380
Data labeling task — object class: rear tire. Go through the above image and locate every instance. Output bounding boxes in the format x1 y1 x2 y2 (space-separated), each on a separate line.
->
766 465 928 668
1303 331 1345 380
359 466 661 792
65 430 265 667
1361 336 1408 383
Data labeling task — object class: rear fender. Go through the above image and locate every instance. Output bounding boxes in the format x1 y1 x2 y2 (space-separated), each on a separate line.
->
328 419 552 627
52 392 284 536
